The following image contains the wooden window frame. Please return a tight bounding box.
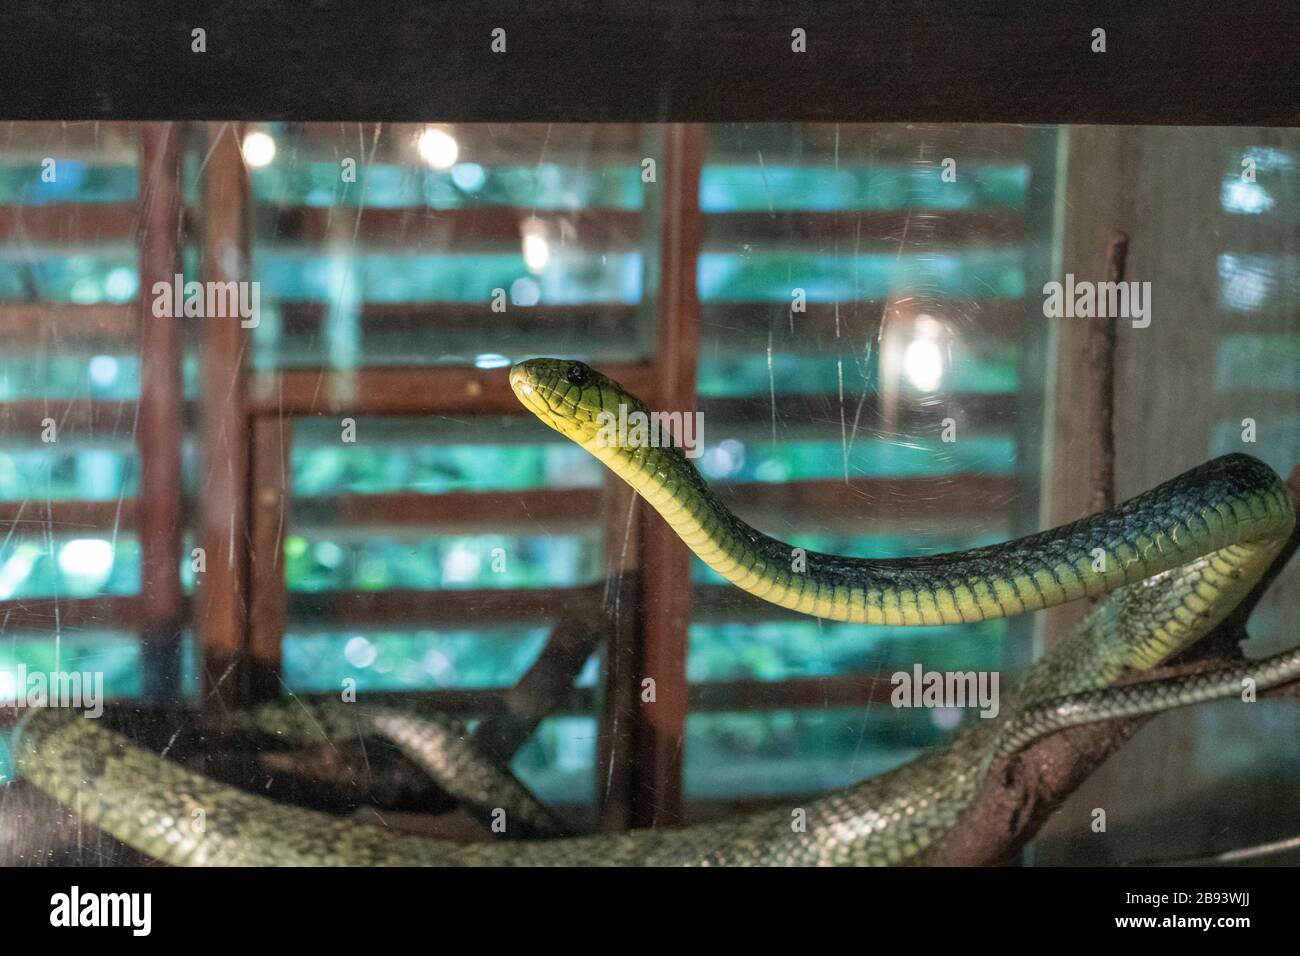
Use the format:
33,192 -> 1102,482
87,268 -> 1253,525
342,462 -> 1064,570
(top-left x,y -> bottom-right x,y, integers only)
192,123 -> 707,827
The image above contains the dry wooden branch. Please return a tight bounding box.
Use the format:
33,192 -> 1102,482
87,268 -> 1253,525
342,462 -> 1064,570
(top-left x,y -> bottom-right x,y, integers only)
1088,230 -> 1127,516
929,465 -> 1300,865
472,582 -> 609,762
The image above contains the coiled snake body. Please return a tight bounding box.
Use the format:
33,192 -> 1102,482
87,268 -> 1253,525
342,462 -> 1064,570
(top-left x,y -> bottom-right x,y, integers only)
12,358 -> 1298,865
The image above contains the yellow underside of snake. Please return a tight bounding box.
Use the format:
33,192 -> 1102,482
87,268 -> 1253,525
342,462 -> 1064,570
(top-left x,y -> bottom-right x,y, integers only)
11,358 -> 1298,865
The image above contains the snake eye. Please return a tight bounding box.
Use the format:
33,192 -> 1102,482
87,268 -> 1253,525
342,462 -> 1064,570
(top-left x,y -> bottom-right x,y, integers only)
565,363 -> 591,387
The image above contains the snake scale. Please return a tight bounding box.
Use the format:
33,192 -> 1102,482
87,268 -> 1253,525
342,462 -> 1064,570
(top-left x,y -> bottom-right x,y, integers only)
10,357 -> 1297,865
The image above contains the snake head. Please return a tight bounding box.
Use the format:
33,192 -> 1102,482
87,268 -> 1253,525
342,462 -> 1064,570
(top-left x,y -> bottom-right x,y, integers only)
510,358 -> 649,449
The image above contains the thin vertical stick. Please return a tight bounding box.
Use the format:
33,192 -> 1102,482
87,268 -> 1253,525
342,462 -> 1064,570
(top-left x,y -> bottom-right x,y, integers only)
1088,231 -> 1128,515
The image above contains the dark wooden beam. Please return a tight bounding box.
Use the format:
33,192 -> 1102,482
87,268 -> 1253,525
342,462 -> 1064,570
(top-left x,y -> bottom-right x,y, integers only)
286,586 -> 597,627
247,416 -> 292,701
286,474 -> 1015,536
717,474 -> 1015,531
689,674 -> 898,711
326,673 -> 900,715
288,687 -> 595,718
286,579 -> 1007,627
0,498 -> 138,533
265,205 -> 642,250
197,122 -> 252,721
0,202 -> 137,243
0,372 -> 1016,447
136,123 -> 185,702
627,123 -> 706,828
291,487 -> 597,534
0,667 -> 899,720
248,362 -> 658,417
700,391 -> 1018,440
0,595 -> 158,630
266,298 -> 1024,359
275,301 -> 639,340
260,208 -> 1019,250
184,674 -> 901,718
0,303 -> 136,344
0,400 -> 192,435
274,300 -> 1024,345
704,210 -> 1024,247
701,299 -> 1025,346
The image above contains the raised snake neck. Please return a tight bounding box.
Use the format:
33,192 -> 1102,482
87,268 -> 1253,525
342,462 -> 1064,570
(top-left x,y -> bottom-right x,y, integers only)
11,359 -> 1297,865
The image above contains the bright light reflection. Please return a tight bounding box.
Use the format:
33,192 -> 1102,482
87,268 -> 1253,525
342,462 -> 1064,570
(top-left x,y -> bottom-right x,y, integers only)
521,218 -> 550,274
0,551 -> 36,600
104,267 -> 137,301
443,547 -> 481,583
1218,254 -> 1272,311
701,438 -> 746,479
241,130 -> 277,168
903,336 -> 944,392
417,126 -> 459,170
89,355 -> 120,387
1221,179 -> 1273,215
344,636 -> 377,669
451,162 -> 486,191
510,277 -> 541,306
58,538 -> 114,579
315,541 -> 344,569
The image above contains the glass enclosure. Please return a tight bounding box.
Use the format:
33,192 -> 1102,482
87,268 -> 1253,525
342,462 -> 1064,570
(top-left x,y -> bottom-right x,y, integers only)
0,122 -> 1296,865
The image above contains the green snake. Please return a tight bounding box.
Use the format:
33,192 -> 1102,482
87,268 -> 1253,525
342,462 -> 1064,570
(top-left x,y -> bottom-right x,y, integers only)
10,357 -> 1297,865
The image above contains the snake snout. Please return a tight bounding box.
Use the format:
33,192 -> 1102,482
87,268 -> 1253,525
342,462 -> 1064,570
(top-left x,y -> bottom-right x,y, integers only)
507,361 -> 530,394
508,358 -> 569,404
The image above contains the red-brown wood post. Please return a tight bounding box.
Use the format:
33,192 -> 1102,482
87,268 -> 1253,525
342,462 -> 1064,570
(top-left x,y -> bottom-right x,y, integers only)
247,415 -> 292,700
197,122 -> 252,720
137,124 -> 185,702
626,123 -> 706,828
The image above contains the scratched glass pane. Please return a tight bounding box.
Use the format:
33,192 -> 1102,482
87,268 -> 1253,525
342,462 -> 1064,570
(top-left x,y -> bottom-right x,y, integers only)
246,123 -> 655,372
0,120 -> 1297,870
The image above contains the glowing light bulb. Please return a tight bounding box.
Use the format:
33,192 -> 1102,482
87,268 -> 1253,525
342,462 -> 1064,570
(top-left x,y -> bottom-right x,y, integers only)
417,126 -> 459,170
58,539 -> 114,590
241,130 -> 277,168
520,218 -> 550,274
903,337 -> 944,392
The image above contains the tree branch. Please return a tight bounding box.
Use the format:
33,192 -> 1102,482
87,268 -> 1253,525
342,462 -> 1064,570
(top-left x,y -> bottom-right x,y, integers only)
929,465 -> 1300,865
